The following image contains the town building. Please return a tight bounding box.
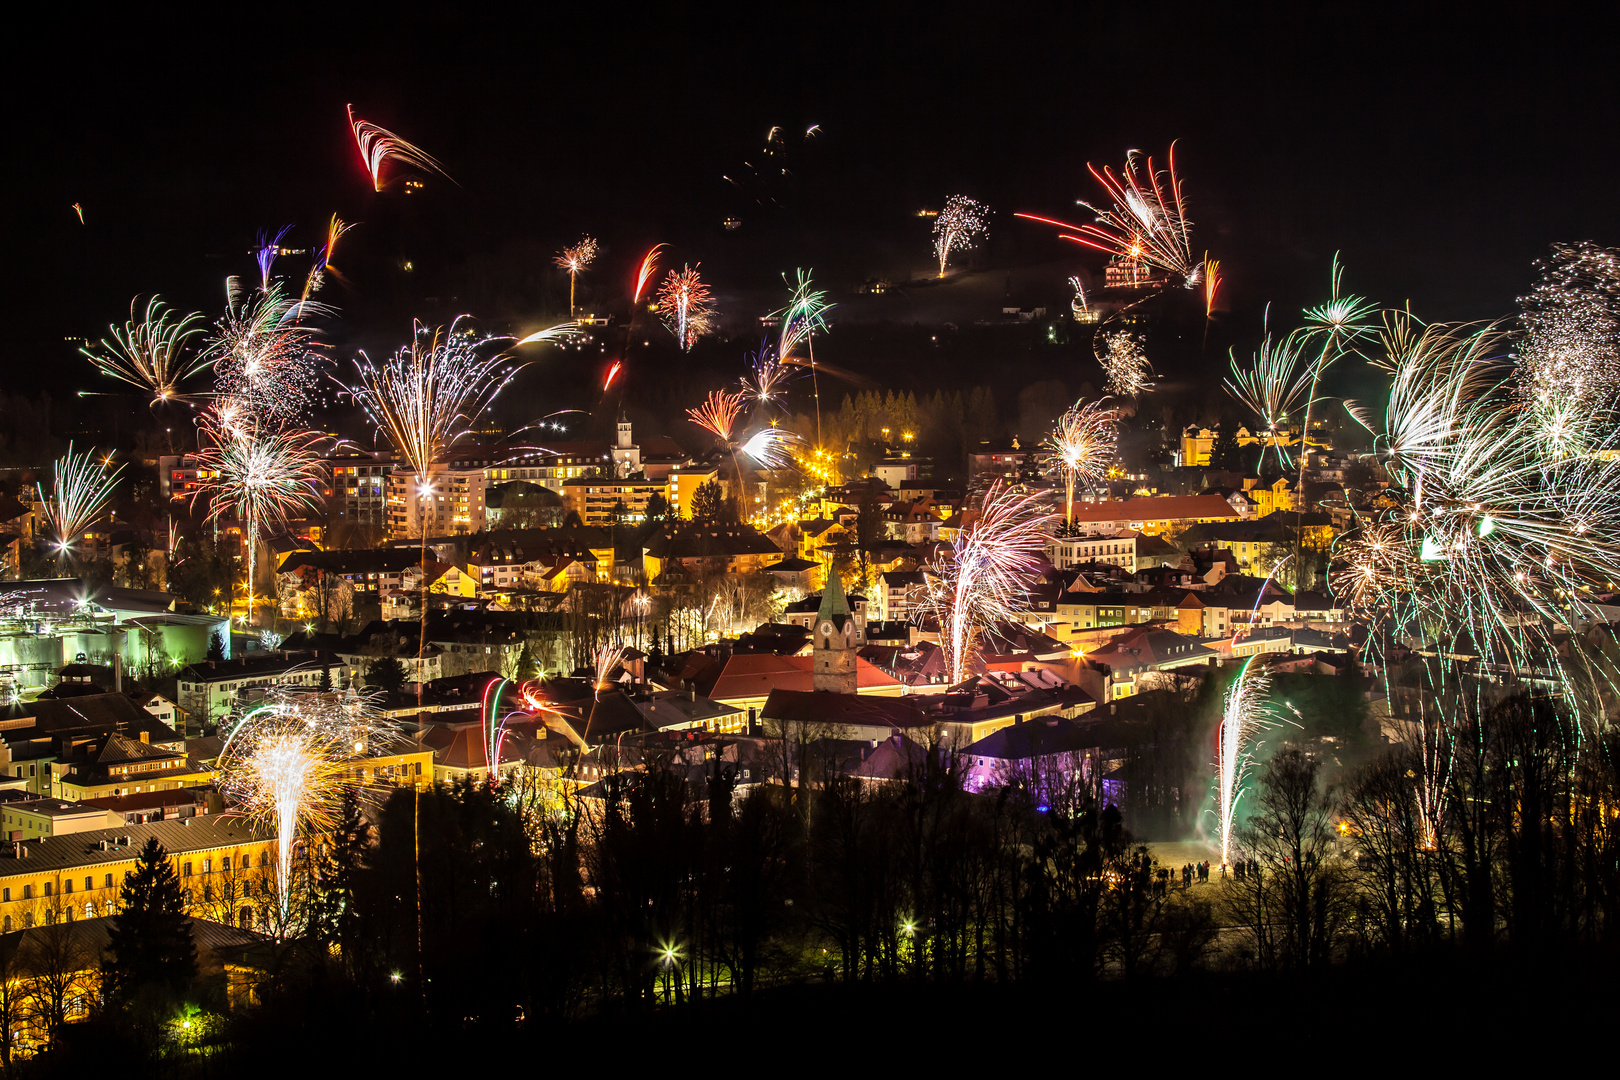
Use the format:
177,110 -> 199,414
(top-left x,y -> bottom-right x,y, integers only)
386,465 -> 487,538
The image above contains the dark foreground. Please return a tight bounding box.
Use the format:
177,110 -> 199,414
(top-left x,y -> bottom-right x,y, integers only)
32,948 -> 1617,1077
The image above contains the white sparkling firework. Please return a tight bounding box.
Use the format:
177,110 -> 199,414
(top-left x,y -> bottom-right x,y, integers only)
922,481 -> 1053,685
1517,242 -> 1620,449
1216,656 -> 1290,867
932,195 -> 989,278
346,318 -> 516,474
1097,330 -> 1153,397
36,443 -> 123,558
189,413 -> 328,617
210,279 -> 329,423
1043,398 -> 1116,526
739,426 -> 802,469
218,686 -> 396,925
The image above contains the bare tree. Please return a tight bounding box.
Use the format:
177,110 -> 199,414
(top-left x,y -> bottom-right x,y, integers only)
1225,746 -> 1350,969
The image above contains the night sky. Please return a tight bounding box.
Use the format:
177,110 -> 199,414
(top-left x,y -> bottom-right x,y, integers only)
7,8 -> 1618,421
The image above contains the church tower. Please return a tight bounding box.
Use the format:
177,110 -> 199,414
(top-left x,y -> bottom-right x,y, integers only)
612,409 -> 640,478
812,570 -> 859,694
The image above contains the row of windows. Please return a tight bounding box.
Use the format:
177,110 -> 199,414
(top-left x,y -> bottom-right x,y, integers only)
3,874 -> 115,901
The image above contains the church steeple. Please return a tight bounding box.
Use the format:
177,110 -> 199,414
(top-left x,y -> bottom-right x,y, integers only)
817,565 -> 850,625
812,571 -> 858,694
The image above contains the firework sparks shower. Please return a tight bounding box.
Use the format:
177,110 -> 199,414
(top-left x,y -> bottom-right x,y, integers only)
923,481 -> 1052,685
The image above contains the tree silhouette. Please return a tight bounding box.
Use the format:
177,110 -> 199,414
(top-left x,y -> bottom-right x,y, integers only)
104,837 -> 197,1001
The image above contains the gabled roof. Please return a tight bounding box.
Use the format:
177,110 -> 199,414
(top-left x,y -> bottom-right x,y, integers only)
1067,494 -> 1242,524
1086,627 -> 1216,672
95,733 -> 183,766
962,716 -> 1113,760
707,655 -> 900,701
759,689 -> 930,729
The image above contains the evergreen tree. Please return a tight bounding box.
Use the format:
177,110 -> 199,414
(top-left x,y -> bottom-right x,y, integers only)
515,639 -> 541,682
205,629 -> 226,662
105,838 -> 197,1000
312,790 -> 372,979
644,491 -> 670,521
366,656 -> 408,693
690,480 -> 725,525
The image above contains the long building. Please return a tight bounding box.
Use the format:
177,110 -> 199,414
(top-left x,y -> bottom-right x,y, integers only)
1064,494 -> 1244,538
0,817 -> 274,933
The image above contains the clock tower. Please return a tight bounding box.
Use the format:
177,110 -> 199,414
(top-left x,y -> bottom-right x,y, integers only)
812,570 -> 859,694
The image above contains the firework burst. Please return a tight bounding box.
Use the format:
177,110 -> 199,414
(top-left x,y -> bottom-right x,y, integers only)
741,340 -> 796,407
218,686 -> 396,925
347,318 -> 515,475
347,103 -> 454,191
1225,334 -> 1313,471
687,389 -> 747,443
1517,242 -> 1620,448
1044,399 -> 1117,526
255,225 -> 292,290
923,481 -> 1053,685
555,236 -> 599,316
1097,330 -> 1153,397
657,264 -> 715,351
210,280 -> 329,423
932,195 -> 989,278
81,296 -> 207,406
36,443 -> 123,560
190,413 -> 327,618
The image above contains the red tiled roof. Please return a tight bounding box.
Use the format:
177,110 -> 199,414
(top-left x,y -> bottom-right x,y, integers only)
1067,495 -> 1240,524
708,654 -> 901,701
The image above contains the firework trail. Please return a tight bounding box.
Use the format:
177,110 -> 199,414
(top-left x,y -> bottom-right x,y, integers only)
603,360 -> 622,392
347,104 -> 454,191
633,245 -> 665,303
932,196 -> 989,278
1044,398 -> 1117,527
555,236 -> 599,316
1203,257 -> 1222,316
1097,330 -> 1153,397
657,264 -> 715,352
210,280 -> 329,423
481,677 -> 518,781
72,203 -> 84,224
81,297 -> 207,406
1016,144 -> 1198,287
514,322 -> 583,347
1215,656 -> 1291,867
1069,277 -> 1090,321
36,443 -> 123,561
256,225 -> 292,290
190,413 -> 327,622
218,686 -> 396,926
303,215 -> 355,303
1225,333 -> 1312,472
348,319 -> 518,694
923,481 -> 1053,685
